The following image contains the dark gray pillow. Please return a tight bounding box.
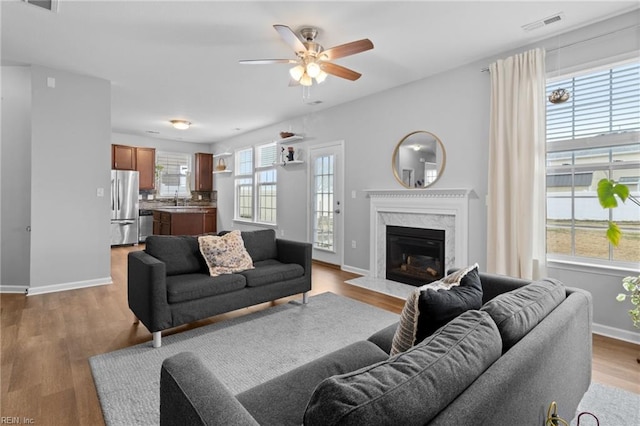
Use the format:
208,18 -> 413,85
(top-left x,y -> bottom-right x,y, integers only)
303,310 -> 502,426
481,278 -> 566,352
145,235 -> 206,276
240,229 -> 278,262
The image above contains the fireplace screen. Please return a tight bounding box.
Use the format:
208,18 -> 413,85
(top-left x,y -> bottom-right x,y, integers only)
386,225 -> 445,286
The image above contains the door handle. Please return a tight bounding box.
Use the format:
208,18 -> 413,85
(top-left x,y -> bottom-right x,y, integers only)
334,209 -> 341,214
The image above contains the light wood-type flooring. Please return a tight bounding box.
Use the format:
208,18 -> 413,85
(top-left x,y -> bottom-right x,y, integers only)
1,245 -> 638,425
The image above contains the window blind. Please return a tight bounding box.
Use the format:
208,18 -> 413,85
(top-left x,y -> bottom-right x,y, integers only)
257,142 -> 277,167
546,62 -> 640,142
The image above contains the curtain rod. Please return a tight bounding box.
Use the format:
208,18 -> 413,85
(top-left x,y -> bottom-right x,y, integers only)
480,23 -> 640,72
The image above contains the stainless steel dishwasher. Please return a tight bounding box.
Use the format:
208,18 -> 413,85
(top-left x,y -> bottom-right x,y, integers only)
138,209 -> 154,242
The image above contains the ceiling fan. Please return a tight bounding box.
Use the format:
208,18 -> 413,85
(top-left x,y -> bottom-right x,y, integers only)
239,25 -> 374,86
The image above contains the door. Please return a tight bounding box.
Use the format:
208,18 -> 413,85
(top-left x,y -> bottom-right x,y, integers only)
309,141 -> 344,266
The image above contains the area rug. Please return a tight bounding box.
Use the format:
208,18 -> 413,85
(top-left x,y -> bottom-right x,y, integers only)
89,292 -> 399,426
570,382 -> 640,425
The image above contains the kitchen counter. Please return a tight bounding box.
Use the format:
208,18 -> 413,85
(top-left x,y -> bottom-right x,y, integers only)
152,207 -> 217,236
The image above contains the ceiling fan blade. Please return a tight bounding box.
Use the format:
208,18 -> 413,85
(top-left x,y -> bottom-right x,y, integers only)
239,59 -> 298,65
273,24 -> 307,55
321,39 -> 373,61
321,62 -> 362,81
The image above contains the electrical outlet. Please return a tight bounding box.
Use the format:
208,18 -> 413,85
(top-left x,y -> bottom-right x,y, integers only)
351,190 -> 357,199
280,229 -> 285,237
351,240 -> 357,249
96,187 -> 104,197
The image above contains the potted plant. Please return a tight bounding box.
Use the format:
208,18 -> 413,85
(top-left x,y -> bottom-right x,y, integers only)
597,178 -> 640,328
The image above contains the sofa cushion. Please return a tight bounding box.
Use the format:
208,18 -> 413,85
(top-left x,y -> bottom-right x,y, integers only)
304,310 -> 502,426
240,229 -> 278,262
238,341 -> 389,426
481,278 -> 566,352
166,273 -> 247,304
145,235 -> 206,276
390,264 -> 482,355
198,231 -> 254,277
240,259 -> 304,287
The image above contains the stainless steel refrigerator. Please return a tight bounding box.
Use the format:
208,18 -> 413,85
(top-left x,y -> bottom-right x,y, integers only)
111,170 -> 139,246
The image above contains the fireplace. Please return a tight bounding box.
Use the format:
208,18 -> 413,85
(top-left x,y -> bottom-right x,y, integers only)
386,225 -> 445,286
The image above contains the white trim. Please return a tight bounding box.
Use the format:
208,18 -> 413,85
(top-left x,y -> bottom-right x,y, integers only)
593,322 -> 640,345
26,277 -> 112,296
341,264 -> 368,276
0,285 -> 28,294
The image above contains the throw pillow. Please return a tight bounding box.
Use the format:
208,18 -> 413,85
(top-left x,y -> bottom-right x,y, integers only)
304,310 -> 502,426
481,278 -> 566,352
390,263 -> 482,355
198,231 -> 254,277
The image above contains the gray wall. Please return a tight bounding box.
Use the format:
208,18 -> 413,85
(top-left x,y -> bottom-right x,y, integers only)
213,10 -> 639,341
1,66 -> 32,290
1,65 -> 112,292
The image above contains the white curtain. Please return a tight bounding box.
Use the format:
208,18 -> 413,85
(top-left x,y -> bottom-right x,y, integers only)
487,48 -> 547,279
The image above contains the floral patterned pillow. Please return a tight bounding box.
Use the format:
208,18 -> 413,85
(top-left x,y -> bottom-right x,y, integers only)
198,231 -> 254,277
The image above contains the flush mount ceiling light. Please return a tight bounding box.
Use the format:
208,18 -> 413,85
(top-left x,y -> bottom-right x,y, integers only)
170,120 -> 191,130
240,25 -> 373,87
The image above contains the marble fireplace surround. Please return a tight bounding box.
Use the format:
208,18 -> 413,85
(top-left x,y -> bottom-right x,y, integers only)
364,188 -> 472,284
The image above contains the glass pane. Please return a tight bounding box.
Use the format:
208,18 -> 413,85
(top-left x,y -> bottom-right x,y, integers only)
574,197 -> 609,223
547,197 -> 572,223
613,229 -> 640,262
574,227 -> 609,259
546,226 -> 572,255
313,154 -> 334,251
574,147 -> 610,165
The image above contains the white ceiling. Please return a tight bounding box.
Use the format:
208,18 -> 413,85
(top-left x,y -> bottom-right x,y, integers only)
2,1 -> 638,143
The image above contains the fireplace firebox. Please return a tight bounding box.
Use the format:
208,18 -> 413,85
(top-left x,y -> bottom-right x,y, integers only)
386,225 -> 445,286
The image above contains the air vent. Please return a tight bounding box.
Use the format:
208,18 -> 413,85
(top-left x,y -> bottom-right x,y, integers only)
522,12 -> 565,32
22,0 -> 59,12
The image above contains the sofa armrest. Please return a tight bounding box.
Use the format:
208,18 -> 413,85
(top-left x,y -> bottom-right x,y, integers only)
127,250 -> 172,332
276,239 -> 312,277
161,352 -> 259,426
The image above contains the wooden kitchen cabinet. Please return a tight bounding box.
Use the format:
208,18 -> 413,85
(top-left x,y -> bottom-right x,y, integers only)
194,153 -> 214,191
136,147 -> 156,190
153,208 -> 217,236
112,144 -> 137,170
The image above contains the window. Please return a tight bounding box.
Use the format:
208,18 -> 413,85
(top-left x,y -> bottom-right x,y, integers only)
234,143 -> 278,224
545,60 -> 640,266
156,151 -> 191,197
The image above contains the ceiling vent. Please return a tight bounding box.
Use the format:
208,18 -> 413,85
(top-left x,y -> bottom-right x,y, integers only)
22,0 -> 59,13
522,12 -> 565,32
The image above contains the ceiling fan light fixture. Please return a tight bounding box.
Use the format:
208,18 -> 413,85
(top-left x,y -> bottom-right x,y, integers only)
289,65 -> 305,81
315,70 -> 328,84
306,61 -> 321,78
170,119 -> 191,130
300,73 -> 313,86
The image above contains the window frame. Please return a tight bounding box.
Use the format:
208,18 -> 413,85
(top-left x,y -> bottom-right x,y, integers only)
233,143 -> 278,226
545,58 -> 640,271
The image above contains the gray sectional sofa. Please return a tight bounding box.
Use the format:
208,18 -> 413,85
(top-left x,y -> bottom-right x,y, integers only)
128,229 -> 312,347
160,272 -> 593,425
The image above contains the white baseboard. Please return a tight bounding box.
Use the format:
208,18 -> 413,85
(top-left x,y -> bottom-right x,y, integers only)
592,322 -> 640,345
26,277 -> 113,296
341,264 -> 368,276
0,285 -> 28,294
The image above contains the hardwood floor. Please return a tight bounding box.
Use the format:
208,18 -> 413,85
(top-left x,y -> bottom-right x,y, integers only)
1,245 -> 638,425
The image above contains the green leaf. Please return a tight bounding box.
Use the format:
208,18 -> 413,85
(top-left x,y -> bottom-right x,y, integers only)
616,294 -> 627,302
597,179 -> 618,208
612,182 -> 629,202
606,221 -> 621,247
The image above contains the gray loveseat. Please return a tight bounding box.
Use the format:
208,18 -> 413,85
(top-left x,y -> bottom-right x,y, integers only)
128,229 -> 311,347
160,272 -> 593,425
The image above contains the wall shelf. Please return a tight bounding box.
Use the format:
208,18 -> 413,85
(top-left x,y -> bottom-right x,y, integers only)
213,152 -> 232,158
213,169 -> 232,174
275,160 -> 304,167
275,135 -> 303,144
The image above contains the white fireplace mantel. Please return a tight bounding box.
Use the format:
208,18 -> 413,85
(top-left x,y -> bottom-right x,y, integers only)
364,188 -> 472,280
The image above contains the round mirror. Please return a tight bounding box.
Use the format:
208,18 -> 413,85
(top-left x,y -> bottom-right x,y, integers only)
392,131 -> 446,188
